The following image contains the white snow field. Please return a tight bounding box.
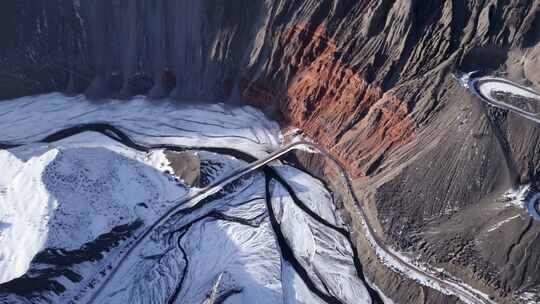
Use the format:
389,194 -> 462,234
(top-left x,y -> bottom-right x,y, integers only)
0,93 -> 281,157
0,93 -> 374,304
270,166 -> 371,304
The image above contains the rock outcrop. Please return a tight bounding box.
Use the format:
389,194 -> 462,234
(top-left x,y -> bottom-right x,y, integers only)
165,150 -> 201,187
1,1 -> 539,303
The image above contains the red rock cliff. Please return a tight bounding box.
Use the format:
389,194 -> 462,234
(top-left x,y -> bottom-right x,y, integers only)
242,23 -> 414,178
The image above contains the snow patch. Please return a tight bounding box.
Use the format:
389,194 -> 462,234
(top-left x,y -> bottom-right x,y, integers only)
504,184 -> 531,209
0,148 -> 59,283
144,149 -> 174,174
486,214 -> 521,232
0,93 -> 282,158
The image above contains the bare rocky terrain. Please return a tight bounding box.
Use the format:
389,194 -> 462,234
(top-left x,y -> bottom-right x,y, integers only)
164,151 -> 201,187
1,1 -> 539,303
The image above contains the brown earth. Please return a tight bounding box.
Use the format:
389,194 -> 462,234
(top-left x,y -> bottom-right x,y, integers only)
164,151 -> 201,187
243,22 -> 415,178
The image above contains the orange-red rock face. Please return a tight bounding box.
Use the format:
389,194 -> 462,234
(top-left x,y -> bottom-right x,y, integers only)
243,23 -> 414,178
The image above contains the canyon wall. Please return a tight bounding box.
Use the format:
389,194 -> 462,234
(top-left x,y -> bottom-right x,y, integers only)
1,0 -> 540,303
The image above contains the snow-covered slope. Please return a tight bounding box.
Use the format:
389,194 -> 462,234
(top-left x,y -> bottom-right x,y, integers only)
0,94 -> 376,304
0,132 -> 188,284
270,166 -> 371,304
0,93 -> 280,158
89,173 -> 281,304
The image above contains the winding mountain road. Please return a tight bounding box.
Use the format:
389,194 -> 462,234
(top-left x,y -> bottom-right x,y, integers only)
81,134 -> 494,304
469,77 -> 540,123
456,73 -> 540,221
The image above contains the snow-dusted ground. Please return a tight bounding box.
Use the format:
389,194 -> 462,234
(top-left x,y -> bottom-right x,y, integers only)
269,169 -> 371,304
88,172 -> 282,304
0,93 -> 280,158
0,94 -> 376,304
273,165 -> 345,227
0,132 -> 189,284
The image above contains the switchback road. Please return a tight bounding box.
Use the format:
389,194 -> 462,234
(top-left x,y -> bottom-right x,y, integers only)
457,73 -> 540,221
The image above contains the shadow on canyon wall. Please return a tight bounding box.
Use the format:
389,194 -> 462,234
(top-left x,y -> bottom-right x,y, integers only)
0,0 -> 266,105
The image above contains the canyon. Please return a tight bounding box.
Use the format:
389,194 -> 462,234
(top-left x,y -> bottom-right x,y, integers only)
0,1 -> 540,303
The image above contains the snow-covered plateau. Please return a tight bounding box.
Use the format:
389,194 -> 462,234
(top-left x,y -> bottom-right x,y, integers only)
0,94 -> 378,304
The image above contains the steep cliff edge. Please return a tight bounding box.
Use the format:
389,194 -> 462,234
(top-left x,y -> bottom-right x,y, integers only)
257,2 -> 540,302
1,1 -> 539,303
